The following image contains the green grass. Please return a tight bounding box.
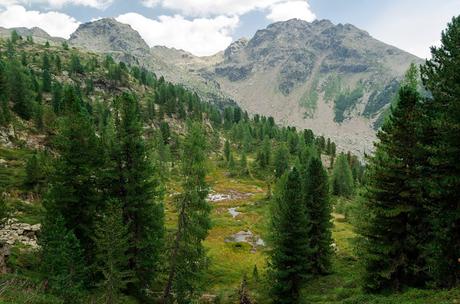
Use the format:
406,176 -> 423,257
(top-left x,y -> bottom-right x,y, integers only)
0,147 -> 32,192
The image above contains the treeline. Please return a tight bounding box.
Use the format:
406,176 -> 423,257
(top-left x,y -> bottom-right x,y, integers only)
356,16 -> 460,292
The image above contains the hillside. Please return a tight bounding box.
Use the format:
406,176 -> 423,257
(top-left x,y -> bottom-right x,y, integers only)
0,17 -> 460,304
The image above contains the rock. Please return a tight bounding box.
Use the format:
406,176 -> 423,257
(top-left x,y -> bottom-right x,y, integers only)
0,219 -> 40,249
228,207 -> 240,218
0,241 -> 11,274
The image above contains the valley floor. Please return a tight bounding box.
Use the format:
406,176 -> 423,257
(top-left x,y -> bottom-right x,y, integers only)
0,148 -> 459,303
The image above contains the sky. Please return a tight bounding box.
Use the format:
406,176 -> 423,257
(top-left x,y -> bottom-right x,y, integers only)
0,0 -> 458,58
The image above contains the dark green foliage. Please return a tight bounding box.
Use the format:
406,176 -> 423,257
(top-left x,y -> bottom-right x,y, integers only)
364,80 -> 400,117
239,152 -> 249,176
45,99 -> 103,265
256,137 -> 271,170
69,53 -> 84,74
10,30 -> 21,44
332,153 -> 354,197
6,59 -> 34,120
111,93 -> 164,296
355,85 -> 426,292
160,121 -> 170,145
93,200 -> 134,304
270,168 -> 310,304
24,151 -> 50,192
42,53 -> 52,92
224,139 -> 231,162
420,15 -> 460,287
273,144 -> 289,178
39,215 -> 87,303
334,86 -> 364,123
163,122 -> 211,304
303,158 -> 333,275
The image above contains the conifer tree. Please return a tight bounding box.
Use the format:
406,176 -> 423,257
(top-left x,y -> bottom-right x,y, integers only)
303,157 -> 333,275
45,94 -> 103,262
355,85 -> 426,291
93,200 -> 134,304
224,139 -> 231,162
273,144 -> 289,178
7,59 -> 34,120
331,153 -> 354,197
163,122 -> 211,304
40,214 -> 87,302
420,15 -> 460,287
42,53 -> 52,92
239,152 -> 249,176
270,168 -> 310,304
112,93 -> 164,297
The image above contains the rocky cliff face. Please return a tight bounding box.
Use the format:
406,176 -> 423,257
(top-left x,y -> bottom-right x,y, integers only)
11,18 -> 421,156
201,19 -> 422,155
69,18 -> 150,57
0,26 -> 64,44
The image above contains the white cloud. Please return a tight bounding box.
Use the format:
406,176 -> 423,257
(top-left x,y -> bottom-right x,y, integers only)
141,0 -> 160,8
0,5 -> 80,38
0,0 -> 114,9
368,0 -> 460,59
266,0 -> 315,22
116,13 -> 239,56
143,0 -> 284,17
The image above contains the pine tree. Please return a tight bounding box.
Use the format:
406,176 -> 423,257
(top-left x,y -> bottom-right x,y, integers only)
355,85 -> 426,291
239,152 -> 249,176
420,15 -> 460,287
45,94 -> 103,264
111,93 -> 164,297
303,157 -> 333,275
39,214 -> 87,302
273,144 -> 289,178
224,139 -> 231,162
270,168 -> 310,304
42,53 -> 52,92
93,200 -> 134,304
331,153 -> 354,197
7,59 -> 34,120
0,194 -> 10,229
163,122 -> 211,304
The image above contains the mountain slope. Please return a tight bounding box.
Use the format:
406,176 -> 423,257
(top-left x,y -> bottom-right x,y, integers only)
198,19 -> 422,155
4,18 -> 421,155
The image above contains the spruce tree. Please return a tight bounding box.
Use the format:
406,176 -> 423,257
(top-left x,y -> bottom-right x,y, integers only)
42,53 -> 52,92
39,214 -> 87,302
269,168 -> 310,304
331,153 -> 354,197
93,200 -> 134,304
7,59 -> 34,120
112,93 -> 164,297
355,85 -> 426,291
224,139 -> 231,162
420,15 -> 460,287
163,122 -> 211,304
273,144 -> 289,178
303,157 -> 333,275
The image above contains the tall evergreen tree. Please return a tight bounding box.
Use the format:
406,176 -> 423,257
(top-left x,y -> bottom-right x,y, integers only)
112,93 -> 164,297
355,85 -> 426,291
270,168 -> 310,304
93,200 -> 134,304
163,122 -> 211,304
331,153 -> 354,197
42,52 -> 52,92
303,158 -> 333,275
7,59 -> 34,120
420,15 -> 460,287
273,144 -> 289,178
39,214 -> 87,302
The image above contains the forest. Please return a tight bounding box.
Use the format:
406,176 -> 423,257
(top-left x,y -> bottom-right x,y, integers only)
0,14 -> 458,304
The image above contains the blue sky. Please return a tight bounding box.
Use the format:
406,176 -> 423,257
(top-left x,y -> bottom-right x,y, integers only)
0,0 -> 458,58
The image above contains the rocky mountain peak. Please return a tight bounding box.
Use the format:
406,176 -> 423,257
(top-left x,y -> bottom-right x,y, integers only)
69,18 -> 150,56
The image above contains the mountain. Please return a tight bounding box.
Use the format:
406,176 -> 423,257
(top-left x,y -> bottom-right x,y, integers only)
2,18 -> 422,155
0,26 -> 64,44
200,19 -> 422,155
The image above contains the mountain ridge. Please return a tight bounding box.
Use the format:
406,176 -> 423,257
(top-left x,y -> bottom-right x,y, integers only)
1,18 -> 422,155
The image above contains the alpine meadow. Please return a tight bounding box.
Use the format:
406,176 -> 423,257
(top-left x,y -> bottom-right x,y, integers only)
0,1 -> 459,303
